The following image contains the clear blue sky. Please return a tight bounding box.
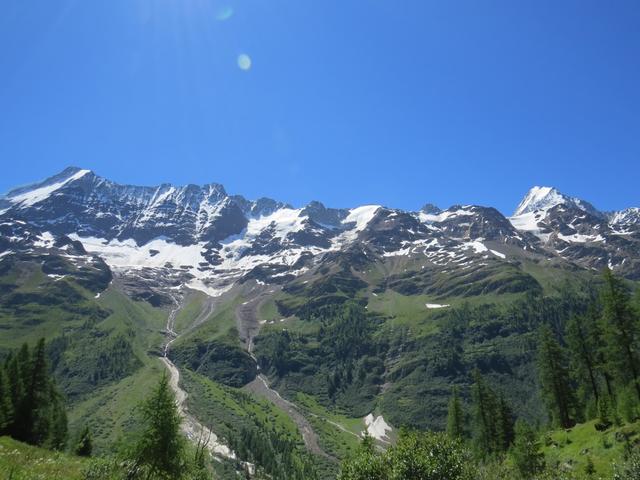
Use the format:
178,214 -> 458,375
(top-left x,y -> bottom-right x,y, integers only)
1,1 -> 639,214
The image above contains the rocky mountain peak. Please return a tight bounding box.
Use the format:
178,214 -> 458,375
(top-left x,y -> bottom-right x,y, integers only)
513,186 -> 599,217
420,203 -> 441,215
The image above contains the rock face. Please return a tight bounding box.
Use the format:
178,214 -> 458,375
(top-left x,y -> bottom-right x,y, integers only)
1,169 -> 639,296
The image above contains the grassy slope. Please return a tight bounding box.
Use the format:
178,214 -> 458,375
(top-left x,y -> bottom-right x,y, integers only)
0,436 -> 89,480
541,420 -> 640,478
68,361 -> 166,454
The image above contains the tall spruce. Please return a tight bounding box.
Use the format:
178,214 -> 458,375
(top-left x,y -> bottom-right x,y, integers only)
471,370 -> 513,457
599,269 -> 640,401
132,373 -> 185,478
446,386 -> 465,440
496,394 -> 515,451
511,419 -> 545,479
566,309 -> 601,408
0,368 -> 12,433
537,324 -> 577,428
25,338 -> 53,446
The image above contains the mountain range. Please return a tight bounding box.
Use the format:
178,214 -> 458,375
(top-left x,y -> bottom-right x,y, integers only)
1,167 -> 638,294
1,167 -> 639,478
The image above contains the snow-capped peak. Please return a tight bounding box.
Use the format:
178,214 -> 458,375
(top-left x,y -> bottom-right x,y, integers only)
513,186 -> 599,217
4,167 -> 91,208
513,186 -> 566,216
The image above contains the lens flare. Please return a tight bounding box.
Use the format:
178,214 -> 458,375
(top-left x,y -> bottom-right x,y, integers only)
216,6 -> 233,21
237,54 -> 252,71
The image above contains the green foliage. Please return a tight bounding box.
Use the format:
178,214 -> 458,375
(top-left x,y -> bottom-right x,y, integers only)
1,339 -> 68,450
537,324 -> 578,428
0,435 -> 90,480
336,435 -> 387,480
129,374 -> 185,479
600,269 -> 640,401
614,451 -> 640,480
511,419 -> 544,479
75,424 -> 92,457
447,386 -> 465,439
255,301 -> 383,417
471,369 -> 514,458
566,308 -> 603,411
338,430 -> 472,480
180,368 -> 322,480
171,339 -> 257,387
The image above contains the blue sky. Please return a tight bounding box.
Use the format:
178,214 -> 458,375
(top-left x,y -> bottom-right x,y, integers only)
1,1 -> 638,214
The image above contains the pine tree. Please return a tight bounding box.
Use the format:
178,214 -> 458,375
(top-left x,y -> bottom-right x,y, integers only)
75,424 -> 93,457
49,387 -> 68,450
447,386 -> 465,440
24,338 -> 54,446
132,373 -> 185,478
566,310 -> 601,408
511,419 -> 544,479
600,269 -> 640,401
537,324 -> 577,428
0,368 -> 12,433
6,346 -> 28,440
471,369 -> 510,457
496,394 -> 515,451
2,340 -> 67,449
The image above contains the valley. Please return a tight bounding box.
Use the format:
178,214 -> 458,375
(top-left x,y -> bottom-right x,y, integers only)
0,168 -> 639,479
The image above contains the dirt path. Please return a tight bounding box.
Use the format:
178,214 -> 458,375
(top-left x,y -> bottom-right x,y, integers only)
235,288 -> 336,461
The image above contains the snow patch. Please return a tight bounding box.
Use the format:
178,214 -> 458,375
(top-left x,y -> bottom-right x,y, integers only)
33,232 -> 55,248
426,303 -> 450,309
363,414 -> 392,442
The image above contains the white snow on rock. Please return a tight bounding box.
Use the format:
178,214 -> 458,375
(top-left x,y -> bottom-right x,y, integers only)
342,205 -> 380,234
509,211 -> 542,232
426,303 -> 450,309
70,235 -> 206,270
489,249 -> 506,259
557,233 -> 605,244
514,186 -> 566,216
363,414 -> 392,442
418,207 -> 474,224
7,169 -> 90,208
461,240 -> 488,254
33,231 -> 56,248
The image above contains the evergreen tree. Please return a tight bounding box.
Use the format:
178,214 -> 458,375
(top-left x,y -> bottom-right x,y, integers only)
511,419 -> 544,479
24,338 -> 53,446
6,346 -> 28,439
75,424 -> 93,457
566,310 -> 601,408
496,394 -> 515,451
537,325 -> 577,428
600,269 -> 640,401
471,370 -> 512,457
447,386 -> 465,440
132,373 -> 185,478
49,387 -> 68,450
0,368 -> 13,433
1,340 -> 67,449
